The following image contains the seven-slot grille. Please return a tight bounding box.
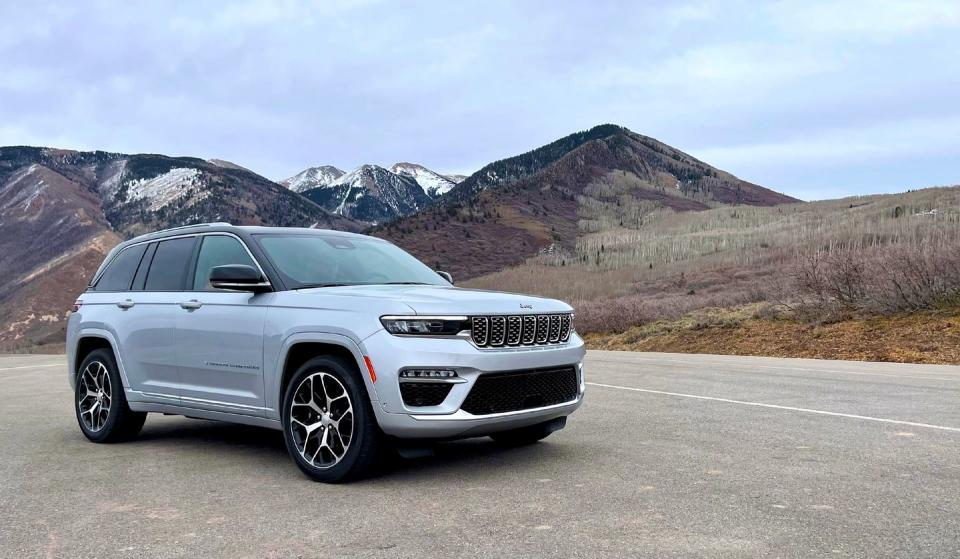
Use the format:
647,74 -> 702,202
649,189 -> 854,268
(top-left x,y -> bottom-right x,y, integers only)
460,366 -> 579,415
470,314 -> 572,348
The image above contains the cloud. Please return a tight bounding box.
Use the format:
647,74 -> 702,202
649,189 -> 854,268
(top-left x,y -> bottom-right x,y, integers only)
0,0 -> 957,195
694,115 -> 960,167
770,0 -> 960,39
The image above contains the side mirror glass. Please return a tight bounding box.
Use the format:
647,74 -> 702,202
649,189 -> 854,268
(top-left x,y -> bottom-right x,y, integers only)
209,265 -> 271,292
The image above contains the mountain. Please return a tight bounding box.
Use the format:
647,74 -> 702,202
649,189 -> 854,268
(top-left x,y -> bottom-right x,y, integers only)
375,124 -> 799,280
280,165 -> 345,193
0,146 -> 361,350
301,164 -> 433,223
390,162 -> 457,198
444,174 -> 468,184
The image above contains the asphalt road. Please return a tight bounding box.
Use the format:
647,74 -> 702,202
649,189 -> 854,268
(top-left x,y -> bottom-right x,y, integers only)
2,351 -> 959,558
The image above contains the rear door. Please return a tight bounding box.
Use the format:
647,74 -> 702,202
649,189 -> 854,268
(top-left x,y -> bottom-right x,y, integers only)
126,236 -> 198,402
83,242 -> 156,393
174,234 -> 269,415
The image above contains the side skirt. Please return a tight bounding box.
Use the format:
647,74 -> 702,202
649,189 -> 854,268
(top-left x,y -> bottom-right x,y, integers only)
128,402 -> 283,430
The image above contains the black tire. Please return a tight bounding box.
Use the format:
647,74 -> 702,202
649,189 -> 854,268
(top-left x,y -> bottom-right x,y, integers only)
75,348 -> 147,443
281,356 -> 385,483
489,417 -> 565,446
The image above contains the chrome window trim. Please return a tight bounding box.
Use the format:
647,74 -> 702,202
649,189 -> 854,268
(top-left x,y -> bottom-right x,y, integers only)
90,231 -> 272,292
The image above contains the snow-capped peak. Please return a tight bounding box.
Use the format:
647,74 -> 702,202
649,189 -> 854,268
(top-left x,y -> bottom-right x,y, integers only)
280,165 -> 345,193
300,163 -> 433,223
390,162 -> 456,198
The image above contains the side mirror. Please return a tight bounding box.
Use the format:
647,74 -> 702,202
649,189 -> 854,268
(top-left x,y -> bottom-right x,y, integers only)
209,265 -> 271,292
436,270 -> 454,285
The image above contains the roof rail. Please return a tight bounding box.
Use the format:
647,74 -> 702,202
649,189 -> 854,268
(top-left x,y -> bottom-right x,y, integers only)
150,222 -> 233,235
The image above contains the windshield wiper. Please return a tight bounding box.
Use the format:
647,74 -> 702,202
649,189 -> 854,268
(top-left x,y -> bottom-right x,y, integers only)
380,281 -> 431,285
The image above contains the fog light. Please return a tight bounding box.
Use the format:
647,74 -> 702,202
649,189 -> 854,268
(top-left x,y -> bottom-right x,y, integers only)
400,369 -> 458,379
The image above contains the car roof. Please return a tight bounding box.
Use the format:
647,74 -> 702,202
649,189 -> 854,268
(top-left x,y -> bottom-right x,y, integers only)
92,223 -> 379,288
123,223 -> 373,246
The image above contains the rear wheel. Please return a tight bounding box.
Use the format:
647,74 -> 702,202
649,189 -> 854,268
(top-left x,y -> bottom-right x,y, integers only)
489,417 -> 566,446
282,356 -> 384,482
75,348 -> 146,443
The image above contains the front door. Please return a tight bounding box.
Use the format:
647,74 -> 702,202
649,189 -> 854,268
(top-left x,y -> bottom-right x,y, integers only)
174,234 -> 269,415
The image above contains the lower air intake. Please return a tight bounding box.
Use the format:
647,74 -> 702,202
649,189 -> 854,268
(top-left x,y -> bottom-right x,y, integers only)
400,383 -> 453,407
460,366 -> 578,415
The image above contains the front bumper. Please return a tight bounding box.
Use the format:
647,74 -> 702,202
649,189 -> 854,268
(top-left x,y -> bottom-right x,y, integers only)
360,328 -> 586,439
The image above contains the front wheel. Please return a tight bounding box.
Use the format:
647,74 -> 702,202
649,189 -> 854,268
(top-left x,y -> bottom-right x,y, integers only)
281,356 -> 385,482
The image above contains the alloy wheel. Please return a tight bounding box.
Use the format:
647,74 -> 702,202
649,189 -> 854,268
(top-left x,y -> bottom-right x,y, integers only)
289,372 -> 354,469
78,361 -> 112,432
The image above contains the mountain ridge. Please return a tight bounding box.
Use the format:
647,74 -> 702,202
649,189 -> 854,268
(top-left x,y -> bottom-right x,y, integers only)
375,124 -> 798,280
0,124 -> 800,350
0,145 -> 362,350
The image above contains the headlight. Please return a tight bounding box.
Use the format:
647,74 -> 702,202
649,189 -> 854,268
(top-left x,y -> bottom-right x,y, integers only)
380,316 -> 468,336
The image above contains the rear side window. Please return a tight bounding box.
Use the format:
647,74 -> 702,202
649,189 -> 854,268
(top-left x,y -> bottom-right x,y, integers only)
193,235 -> 257,290
144,237 -> 196,291
93,244 -> 147,291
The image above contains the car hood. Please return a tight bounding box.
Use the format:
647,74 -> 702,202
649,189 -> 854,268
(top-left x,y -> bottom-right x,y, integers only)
293,285 -> 572,315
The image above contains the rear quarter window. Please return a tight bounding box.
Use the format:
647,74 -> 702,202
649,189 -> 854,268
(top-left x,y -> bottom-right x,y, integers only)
93,244 -> 148,291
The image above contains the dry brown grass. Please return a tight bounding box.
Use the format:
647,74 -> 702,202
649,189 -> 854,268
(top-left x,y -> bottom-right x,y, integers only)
585,305 -> 960,364
464,186 -> 960,338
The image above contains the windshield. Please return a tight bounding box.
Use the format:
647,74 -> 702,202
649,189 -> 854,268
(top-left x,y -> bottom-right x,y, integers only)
256,234 -> 449,289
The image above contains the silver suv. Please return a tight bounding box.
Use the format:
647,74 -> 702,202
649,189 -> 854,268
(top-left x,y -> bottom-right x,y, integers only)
67,224 -> 585,482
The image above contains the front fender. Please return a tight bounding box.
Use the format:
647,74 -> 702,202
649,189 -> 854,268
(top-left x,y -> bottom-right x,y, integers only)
265,331 -> 380,421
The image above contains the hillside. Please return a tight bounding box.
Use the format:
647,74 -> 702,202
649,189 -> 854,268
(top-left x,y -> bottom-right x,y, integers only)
375,124 -> 798,279
464,185 -> 960,353
0,146 -> 361,350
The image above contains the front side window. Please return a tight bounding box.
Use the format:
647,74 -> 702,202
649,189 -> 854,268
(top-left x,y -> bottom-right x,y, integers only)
144,237 -> 196,291
193,235 -> 258,290
93,244 -> 147,291
256,234 -> 447,289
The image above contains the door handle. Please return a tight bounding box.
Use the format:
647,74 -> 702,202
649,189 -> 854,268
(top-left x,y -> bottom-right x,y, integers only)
116,299 -> 135,310
179,300 -> 203,310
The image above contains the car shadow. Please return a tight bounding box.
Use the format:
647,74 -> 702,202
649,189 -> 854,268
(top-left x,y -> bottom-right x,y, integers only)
130,416 -> 570,482
133,417 -> 289,457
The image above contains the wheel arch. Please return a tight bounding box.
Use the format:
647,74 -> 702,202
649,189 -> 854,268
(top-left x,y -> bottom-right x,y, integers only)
72,330 -> 128,388
271,333 -> 380,420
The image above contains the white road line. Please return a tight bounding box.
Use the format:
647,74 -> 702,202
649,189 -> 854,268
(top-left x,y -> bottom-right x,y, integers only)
0,363 -> 63,372
588,357 -> 960,383
586,381 -> 960,433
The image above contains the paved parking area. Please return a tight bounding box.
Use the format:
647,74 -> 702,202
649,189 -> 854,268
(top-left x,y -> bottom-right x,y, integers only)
2,351 -> 959,558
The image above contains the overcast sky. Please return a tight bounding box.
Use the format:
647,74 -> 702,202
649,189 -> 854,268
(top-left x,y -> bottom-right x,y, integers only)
1,0 -> 958,200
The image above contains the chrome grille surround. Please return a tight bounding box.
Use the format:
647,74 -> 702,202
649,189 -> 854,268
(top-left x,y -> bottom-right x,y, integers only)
548,315 -> 561,342
471,316 -> 489,346
470,313 -> 573,348
506,316 -> 522,345
536,315 -> 550,343
521,316 -> 537,344
489,316 -> 506,346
